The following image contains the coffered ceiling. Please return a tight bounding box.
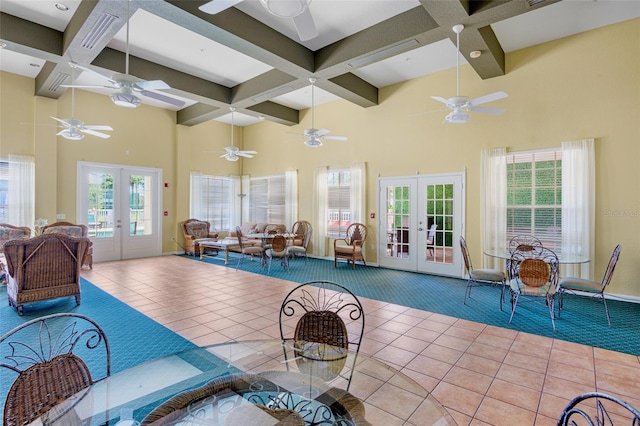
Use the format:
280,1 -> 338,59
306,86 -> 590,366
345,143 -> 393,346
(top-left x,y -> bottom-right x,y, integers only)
1,0 -> 639,127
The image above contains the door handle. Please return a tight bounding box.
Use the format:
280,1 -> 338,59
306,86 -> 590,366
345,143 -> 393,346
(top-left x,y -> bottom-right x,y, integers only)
418,227 -> 423,231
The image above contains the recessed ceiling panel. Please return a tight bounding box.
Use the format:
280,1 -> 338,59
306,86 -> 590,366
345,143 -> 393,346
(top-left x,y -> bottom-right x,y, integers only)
108,9 -> 273,87
0,49 -> 46,78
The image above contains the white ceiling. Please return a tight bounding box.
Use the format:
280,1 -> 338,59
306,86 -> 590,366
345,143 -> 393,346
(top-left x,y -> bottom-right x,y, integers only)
1,0 -> 639,126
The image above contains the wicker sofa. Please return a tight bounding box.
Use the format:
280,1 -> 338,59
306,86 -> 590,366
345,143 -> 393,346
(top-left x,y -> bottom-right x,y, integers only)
4,233 -> 91,315
224,222 -> 287,253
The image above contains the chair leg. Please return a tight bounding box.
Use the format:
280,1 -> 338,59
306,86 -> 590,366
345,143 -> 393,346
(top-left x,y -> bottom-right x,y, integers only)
463,279 -> 472,305
602,295 -> 611,327
547,295 -> 556,331
509,290 -> 518,324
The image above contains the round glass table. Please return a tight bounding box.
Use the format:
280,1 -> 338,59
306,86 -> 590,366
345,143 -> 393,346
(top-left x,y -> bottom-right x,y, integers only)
28,339 -> 457,426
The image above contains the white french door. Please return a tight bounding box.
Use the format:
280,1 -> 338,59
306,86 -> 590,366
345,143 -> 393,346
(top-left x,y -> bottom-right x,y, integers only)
378,173 -> 465,277
77,162 -> 162,262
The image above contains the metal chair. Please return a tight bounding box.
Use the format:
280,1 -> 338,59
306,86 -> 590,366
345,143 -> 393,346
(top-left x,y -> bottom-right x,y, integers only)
508,234 -> 543,253
426,223 -> 438,258
279,281 -> 365,391
265,234 -> 289,272
558,245 -> 621,327
0,313 -> 111,426
235,225 -> 265,270
288,222 -> 312,262
557,391 -> 640,425
460,236 -> 507,310
508,245 -> 560,330
333,223 -> 367,269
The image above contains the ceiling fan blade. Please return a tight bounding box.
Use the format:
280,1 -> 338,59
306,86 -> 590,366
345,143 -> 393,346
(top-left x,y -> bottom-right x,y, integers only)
240,150 -> 257,155
81,128 -> 111,139
72,64 -> 116,84
198,0 -> 242,14
61,84 -> 118,90
50,116 -> 68,125
237,152 -> 254,158
136,80 -> 171,91
83,124 -> 114,131
293,8 -> 318,41
323,135 -> 348,141
430,96 -> 450,105
139,90 -> 186,107
468,105 -> 505,115
315,128 -> 330,137
220,153 -> 228,158
469,91 -> 508,106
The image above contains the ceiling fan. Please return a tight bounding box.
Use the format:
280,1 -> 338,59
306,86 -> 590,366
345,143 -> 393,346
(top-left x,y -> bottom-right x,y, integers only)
199,0 -> 318,41
220,107 -> 257,161
297,77 -> 347,147
51,64 -> 113,140
63,0 -> 185,109
431,24 -> 508,124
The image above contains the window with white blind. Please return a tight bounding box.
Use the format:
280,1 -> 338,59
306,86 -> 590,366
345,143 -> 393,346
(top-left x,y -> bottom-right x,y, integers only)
0,161 -> 7,223
190,174 -> 233,231
506,149 -> 562,251
327,169 -> 351,238
248,174 -> 285,224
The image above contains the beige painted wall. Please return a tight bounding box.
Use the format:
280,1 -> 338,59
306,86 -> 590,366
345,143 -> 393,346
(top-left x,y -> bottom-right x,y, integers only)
1,18 -> 638,297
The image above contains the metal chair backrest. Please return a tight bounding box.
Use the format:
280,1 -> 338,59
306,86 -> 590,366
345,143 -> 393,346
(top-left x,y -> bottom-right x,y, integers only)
600,244 -> 621,290
1,313 -> 110,426
270,235 -> 287,252
235,225 -> 245,249
459,236 -> 473,273
557,392 -> 640,426
510,245 -> 559,289
509,235 -> 543,253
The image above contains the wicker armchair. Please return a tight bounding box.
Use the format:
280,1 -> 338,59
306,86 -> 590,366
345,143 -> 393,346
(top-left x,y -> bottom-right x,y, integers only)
4,233 -> 91,315
0,223 -> 31,253
0,313 -> 110,426
42,221 -> 93,269
333,223 -> 368,269
279,281 -> 365,391
180,219 -> 219,256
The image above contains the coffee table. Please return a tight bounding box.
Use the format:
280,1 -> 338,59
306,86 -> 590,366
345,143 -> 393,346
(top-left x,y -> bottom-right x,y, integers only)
197,238 -> 239,264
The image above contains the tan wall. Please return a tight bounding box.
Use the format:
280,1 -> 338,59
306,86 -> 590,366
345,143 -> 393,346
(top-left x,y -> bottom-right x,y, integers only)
1,18 -> 638,296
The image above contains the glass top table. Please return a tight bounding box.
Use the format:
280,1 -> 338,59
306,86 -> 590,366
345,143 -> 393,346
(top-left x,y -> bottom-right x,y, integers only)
28,339 -> 457,426
484,248 -> 590,264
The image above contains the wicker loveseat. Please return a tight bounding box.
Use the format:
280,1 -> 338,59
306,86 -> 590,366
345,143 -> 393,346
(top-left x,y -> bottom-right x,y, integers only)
4,233 -> 91,315
225,222 -> 287,253
42,221 -> 93,269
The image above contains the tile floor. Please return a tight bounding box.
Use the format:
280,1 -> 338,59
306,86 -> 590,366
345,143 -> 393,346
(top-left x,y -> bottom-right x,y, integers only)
83,255 -> 640,426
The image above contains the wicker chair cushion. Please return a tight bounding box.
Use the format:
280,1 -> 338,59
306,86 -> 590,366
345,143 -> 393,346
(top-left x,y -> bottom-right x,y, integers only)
470,268 -> 505,282
294,311 -> 348,349
184,221 -> 209,238
43,226 -> 84,238
4,354 -> 92,426
0,227 -> 29,240
559,277 -> 601,292
334,243 -> 362,254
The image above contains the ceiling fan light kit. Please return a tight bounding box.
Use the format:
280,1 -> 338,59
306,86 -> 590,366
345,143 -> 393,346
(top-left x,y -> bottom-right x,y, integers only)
297,77 -> 348,147
221,107 -> 257,161
57,129 -> 84,140
260,0 -> 311,18
111,91 -> 141,108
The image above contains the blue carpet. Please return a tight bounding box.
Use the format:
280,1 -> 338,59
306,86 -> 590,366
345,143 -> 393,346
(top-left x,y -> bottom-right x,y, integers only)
190,253 -> 640,356
0,278 -> 197,418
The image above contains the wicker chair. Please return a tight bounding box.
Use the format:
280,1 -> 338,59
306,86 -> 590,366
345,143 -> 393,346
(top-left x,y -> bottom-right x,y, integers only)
180,219 -> 219,256
288,221 -> 312,262
460,236 -> 507,310
0,223 -> 31,253
279,281 -> 365,391
333,223 -> 367,270
557,391 -> 640,425
42,221 -> 93,269
558,244 -> 621,327
4,233 -> 91,315
0,313 -> 110,426
265,234 -> 289,272
235,225 -> 265,270
508,245 -> 560,330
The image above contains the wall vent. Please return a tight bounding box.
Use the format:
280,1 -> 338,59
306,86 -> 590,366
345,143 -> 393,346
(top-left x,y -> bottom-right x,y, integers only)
48,72 -> 70,91
81,13 -> 118,49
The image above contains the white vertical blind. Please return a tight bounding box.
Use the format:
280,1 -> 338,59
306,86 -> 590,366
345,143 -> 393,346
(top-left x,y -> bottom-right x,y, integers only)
8,154 -> 35,228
